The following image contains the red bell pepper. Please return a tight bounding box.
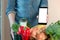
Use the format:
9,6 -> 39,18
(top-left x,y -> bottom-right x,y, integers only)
17,26 -> 24,35
17,26 -> 31,40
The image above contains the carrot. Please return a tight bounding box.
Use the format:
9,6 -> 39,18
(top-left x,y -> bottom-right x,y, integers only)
36,32 -> 47,40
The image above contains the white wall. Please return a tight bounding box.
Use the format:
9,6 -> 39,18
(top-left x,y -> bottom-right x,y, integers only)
48,0 -> 60,25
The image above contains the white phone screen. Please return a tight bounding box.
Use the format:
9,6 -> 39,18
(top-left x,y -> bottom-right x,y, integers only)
38,8 -> 48,23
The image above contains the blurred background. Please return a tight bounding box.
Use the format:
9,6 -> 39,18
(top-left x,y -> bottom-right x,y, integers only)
1,0 -> 60,40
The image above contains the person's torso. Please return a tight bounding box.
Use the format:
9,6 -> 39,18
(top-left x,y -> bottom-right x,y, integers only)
16,0 -> 41,18
15,0 -> 41,26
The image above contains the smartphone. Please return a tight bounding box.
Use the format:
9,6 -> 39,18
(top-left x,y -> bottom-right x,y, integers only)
38,7 -> 48,24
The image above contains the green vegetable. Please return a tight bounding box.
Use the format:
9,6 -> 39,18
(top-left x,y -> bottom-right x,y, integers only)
54,36 -> 59,40
12,23 -> 20,32
50,34 -> 54,40
45,20 -> 60,40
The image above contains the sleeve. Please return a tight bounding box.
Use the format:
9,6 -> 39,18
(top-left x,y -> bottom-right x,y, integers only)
39,0 -> 48,7
6,0 -> 16,16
